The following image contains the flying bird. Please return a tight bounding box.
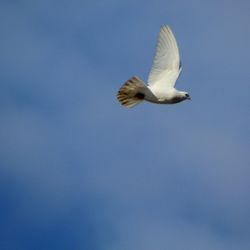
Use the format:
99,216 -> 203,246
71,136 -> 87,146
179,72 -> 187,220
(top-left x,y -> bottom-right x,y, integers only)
117,25 -> 190,108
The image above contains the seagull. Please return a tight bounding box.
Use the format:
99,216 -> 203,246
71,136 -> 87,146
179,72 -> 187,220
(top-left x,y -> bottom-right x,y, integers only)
117,25 -> 191,108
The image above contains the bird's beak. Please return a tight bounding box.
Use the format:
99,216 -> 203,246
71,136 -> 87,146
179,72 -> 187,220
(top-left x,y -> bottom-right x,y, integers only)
187,96 -> 191,100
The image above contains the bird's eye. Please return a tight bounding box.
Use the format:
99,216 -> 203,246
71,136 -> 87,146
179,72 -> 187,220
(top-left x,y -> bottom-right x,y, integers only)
185,94 -> 189,98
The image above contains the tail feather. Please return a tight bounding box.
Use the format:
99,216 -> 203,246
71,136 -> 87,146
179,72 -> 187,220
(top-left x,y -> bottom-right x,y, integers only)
117,76 -> 146,108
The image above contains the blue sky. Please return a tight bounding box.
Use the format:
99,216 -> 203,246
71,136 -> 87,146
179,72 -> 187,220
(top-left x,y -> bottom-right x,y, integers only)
0,0 -> 250,249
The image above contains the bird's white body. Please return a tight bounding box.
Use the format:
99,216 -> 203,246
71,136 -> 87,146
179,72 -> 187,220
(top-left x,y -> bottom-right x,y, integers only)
117,25 -> 190,108
145,86 -> 188,104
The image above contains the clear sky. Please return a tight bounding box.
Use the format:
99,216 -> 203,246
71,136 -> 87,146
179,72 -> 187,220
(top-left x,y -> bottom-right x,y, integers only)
0,0 -> 250,249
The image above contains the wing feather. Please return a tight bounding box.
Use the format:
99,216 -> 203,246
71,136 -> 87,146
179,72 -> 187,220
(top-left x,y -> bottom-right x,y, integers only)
147,25 -> 181,89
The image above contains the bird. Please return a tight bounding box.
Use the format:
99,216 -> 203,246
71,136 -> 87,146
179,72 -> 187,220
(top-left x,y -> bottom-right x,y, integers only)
117,25 -> 191,108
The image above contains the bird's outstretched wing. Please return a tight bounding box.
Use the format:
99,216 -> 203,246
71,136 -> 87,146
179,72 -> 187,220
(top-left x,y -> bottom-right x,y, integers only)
147,25 -> 181,89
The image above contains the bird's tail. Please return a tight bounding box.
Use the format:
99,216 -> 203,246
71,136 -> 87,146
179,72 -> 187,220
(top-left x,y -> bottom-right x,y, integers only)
117,76 -> 146,108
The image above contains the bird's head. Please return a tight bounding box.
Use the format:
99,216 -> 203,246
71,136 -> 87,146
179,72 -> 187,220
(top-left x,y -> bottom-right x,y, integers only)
182,92 -> 191,100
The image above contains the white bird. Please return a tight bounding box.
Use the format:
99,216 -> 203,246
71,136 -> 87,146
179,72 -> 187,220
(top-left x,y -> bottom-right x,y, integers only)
117,25 -> 191,108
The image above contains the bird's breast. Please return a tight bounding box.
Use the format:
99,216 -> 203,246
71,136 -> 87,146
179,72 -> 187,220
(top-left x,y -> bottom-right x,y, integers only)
144,87 -> 184,104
